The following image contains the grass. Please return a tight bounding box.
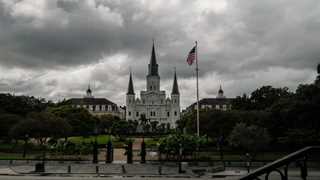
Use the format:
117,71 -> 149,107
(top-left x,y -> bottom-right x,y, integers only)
67,135 -> 126,148
0,152 -> 43,160
68,135 -> 112,145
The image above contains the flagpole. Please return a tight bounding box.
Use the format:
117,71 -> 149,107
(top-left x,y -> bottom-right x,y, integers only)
195,41 -> 200,137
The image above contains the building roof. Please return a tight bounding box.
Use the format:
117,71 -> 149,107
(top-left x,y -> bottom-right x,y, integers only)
187,97 -> 234,110
68,98 -> 117,106
171,70 -> 179,94
199,98 -> 233,105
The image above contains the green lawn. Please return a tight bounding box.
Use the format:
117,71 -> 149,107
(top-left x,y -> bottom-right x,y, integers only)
67,135 -> 126,148
68,135 -> 112,145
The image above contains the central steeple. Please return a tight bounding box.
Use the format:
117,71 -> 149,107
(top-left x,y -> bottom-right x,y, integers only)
148,41 -> 159,76
146,40 -> 160,91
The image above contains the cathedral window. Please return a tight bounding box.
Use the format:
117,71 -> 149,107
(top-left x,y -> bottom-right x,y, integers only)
136,112 -> 139,117
128,111 -> 131,116
174,111 -> 177,116
167,112 -> 170,117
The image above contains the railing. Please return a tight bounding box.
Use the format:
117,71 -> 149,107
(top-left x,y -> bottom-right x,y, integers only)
240,146 -> 320,180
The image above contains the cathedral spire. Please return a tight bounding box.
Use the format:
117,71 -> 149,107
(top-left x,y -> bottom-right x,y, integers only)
171,68 -> 179,95
127,71 -> 135,95
148,40 -> 159,76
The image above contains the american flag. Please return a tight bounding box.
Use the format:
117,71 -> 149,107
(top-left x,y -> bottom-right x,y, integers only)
186,46 -> 196,65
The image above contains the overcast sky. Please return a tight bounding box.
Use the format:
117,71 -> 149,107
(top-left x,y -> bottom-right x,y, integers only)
0,0 -> 319,109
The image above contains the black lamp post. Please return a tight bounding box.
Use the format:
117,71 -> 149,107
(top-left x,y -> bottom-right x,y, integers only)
92,126 -> 98,164
140,137 -> 146,163
23,134 -> 29,158
178,143 -> 183,173
217,135 -> 225,170
106,140 -> 113,163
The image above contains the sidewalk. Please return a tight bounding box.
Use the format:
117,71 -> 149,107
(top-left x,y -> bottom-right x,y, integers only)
0,163 -> 319,179
0,167 -> 17,176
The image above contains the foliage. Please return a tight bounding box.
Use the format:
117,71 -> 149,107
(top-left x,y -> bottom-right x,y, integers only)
158,133 -> 208,160
97,114 -> 120,133
9,112 -> 72,144
0,94 -> 48,116
50,141 -> 92,155
49,105 -> 96,135
110,120 -> 130,136
179,110 -> 270,139
278,129 -> 320,148
0,113 -> 23,139
228,123 -> 271,154
232,86 -> 292,111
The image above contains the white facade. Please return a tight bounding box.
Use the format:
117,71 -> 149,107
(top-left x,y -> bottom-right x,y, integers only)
125,43 -> 180,128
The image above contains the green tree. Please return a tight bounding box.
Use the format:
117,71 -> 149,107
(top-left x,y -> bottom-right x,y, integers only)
232,94 -> 253,110
158,133 -> 208,160
110,120 -> 130,137
0,113 -> 23,139
49,105 -> 96,135
250,86 -> 292,110
97,114 -> 120,133
9,112 -> 71,145
228,123 -> 271,155
0,94 -> 48,116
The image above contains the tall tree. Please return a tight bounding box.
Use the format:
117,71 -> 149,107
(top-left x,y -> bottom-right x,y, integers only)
9,112 -> 71,145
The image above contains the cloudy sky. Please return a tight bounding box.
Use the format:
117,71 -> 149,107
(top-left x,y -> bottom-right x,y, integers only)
0,0 -> 319,109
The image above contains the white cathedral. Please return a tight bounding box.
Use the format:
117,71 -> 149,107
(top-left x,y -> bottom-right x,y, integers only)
126,42 -> 180,128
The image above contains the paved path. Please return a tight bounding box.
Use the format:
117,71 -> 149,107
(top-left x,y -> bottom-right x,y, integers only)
1,175 -> 320,180
0,168 -> 17,176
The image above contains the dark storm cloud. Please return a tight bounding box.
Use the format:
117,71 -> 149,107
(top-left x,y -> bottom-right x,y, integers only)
0,0 -> 319,107
0,0 -> 189,71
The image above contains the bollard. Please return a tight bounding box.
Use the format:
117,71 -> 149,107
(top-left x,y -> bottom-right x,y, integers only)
106,141 -> 113,163
121,165 -> 126,174
92,141 -> 98,164
140,140 -> 146,164
35,163 -> 45,173
96,166 -> 99,174
158,165 -> 162,175
68,165 -> 71,173
126,141 -> 133,164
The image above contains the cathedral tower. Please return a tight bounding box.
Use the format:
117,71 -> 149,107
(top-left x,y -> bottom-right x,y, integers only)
146,42 -> 160,91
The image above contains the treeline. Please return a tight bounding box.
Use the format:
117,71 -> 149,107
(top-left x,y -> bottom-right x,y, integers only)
178,64 -> 320,152
0,94 -> 170,143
